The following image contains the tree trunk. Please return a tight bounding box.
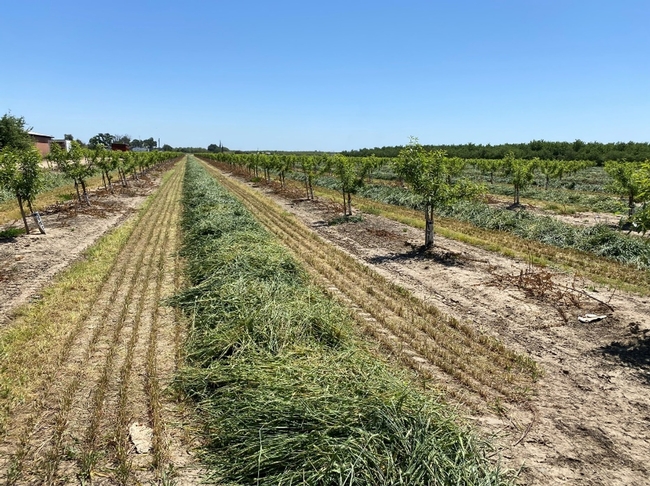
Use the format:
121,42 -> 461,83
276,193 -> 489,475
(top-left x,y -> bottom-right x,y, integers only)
424,206 -> 434,249
545,175 -> 549,190
342,191 -> 347,216
629,193 -> 635,217
347,192 -> 352,216
81,180 -> 90,206
17,195 -> 29,234
74,181 -> 81,202
514,185 -> 520,205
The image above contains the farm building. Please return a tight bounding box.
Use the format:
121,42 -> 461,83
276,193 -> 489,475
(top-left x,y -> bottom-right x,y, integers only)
28,131 -> 54,156
111,142 -> 129,151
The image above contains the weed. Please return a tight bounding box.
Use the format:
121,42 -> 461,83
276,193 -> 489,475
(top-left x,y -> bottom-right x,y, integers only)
0,227 -> 24,238
327,214 -> 363,225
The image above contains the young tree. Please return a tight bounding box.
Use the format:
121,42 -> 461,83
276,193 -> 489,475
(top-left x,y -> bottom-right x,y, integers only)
475,158 -> 502,184
628,160 -> 650,234
502,152 -> 537,205
276,154 -> 294,188
394,137 -> 482,249
605,160 -> 641,217
299,155 -> 320,200
362,154 -> 382,184
52,141 -> 95,204
537,159 -> 559,190
332,154 -> 368,216
93,146 -> 115,192
0,147 -> 43,233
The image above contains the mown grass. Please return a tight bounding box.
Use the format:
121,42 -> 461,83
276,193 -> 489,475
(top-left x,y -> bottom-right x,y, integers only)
0,216 -> 138,433
172,158 -> 514,485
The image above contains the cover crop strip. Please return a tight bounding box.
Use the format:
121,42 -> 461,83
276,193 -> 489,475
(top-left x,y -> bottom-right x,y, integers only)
174,156 -> 515,485
0,159 -> 190,484
201,159 -> 538,410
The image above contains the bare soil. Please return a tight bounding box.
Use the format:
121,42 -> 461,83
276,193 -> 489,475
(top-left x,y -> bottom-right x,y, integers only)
0,184 -> 149,325
242,178 -> 650,485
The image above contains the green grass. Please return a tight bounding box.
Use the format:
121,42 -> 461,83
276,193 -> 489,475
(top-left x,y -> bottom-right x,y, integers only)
0,227 -> 25,238
327,214 -> 363,225
172,158 -> 513,485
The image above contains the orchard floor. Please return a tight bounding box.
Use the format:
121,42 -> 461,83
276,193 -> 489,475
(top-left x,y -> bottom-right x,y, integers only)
0,162 -> 203,484
234,174 -> 650,486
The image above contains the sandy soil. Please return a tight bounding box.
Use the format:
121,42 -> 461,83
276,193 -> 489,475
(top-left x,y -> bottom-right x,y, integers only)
0,185 -> 152,324
246,180 -> 650,486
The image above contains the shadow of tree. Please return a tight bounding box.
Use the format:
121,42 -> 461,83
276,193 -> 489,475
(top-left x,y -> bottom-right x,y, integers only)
368,247 -> 467,267
601,335 -> 650,384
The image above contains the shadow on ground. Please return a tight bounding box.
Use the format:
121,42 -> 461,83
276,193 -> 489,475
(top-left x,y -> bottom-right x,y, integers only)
601,334 -> 650,384
368,247 -> 468,267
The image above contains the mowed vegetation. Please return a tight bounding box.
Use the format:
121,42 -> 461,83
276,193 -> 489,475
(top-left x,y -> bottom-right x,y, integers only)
0,160 -> 189,484
172,158 -> 516,485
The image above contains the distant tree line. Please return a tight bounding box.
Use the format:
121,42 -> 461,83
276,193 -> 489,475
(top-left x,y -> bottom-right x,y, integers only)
88,133 -> 158,151
342,140 -> 650,163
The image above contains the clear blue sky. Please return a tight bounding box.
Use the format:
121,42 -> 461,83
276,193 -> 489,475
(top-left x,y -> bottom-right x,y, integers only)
1,1 -> 648,151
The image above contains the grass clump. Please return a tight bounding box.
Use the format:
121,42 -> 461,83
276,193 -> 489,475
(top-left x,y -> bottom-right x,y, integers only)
0,227 -> 25,239
173,158 -> 513,485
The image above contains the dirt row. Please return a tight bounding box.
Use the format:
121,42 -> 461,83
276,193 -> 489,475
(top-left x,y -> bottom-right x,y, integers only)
204,160 -> 650,486
0,161 -> 201,485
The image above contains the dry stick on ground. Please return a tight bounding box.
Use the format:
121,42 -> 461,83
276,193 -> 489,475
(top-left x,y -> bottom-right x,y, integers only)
486,263 -> 616,324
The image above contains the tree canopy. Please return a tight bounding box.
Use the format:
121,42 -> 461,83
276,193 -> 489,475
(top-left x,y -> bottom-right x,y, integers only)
343,140 -> 650,164
0,113 -> 32,151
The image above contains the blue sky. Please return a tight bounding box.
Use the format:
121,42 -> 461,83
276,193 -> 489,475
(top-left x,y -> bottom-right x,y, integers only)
1,1 -> 648,151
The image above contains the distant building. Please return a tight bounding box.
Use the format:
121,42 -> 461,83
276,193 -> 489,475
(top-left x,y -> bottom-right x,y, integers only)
28,131 -> 54,156
131,147 -> 149,152
111,143 -> 130,152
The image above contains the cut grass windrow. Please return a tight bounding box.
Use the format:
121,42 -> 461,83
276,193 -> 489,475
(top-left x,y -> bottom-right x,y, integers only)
200,159 -> 539,410
174,157 -> 518,485
0,159 -> 188,484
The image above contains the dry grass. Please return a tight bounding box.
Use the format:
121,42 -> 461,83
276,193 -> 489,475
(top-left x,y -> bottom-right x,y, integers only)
0,160 -> 189,484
